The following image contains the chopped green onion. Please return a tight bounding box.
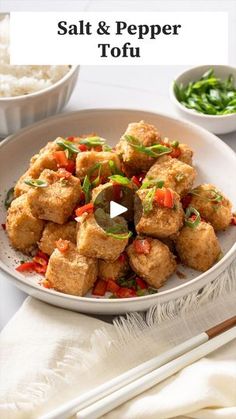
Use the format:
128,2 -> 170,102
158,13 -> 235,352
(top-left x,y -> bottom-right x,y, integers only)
185,206 -> 201,228
140,179 -> 164,190
171,140 -> 179,148
108,160 -> 123,175
103,144 -> 112,152
117,276 -> 136,288
190,188 -> 223,203
56,138 -> 80,158
4,187 -> 15,209
24,179 -> 48,188
109,175 -> 131,185
91,164 -> 102,187
136,287 -> 158,296
82,175 -> 91,203
79,136 -> 106,147
106,230 -> 132,240
143,187 -> 156,214
125,135 -> 171,158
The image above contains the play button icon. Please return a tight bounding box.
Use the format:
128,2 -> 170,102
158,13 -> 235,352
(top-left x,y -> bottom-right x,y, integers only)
110,201 -> 127,218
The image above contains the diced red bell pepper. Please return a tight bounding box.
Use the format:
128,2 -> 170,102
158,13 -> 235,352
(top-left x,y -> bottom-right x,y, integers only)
154,188 -> 166,206
107,280 -> 120,294
116,287 -> 136,298
131,176 -> 141,188
136,277 -> 148,289
170,147 -> 181,158
181,194 -> 192,209
56,238 -> 70,253
65,160 -> 76,173
137,173 -> 146,184
231,214 -> 236,225
118,253 -> 127,263
163,188 -> 174,208
16,261 -> 36,272
78,144 -> 88,152
53,150 -> 69,167
35,251 -> 49,262
133,238 -> 151,255
92,279 -> 107,296
75,203 -> 94,217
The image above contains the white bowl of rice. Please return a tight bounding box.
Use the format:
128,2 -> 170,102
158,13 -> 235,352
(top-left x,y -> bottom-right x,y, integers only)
0,15 -> 79,137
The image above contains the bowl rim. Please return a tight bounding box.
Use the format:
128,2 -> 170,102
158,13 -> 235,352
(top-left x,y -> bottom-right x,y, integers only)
0,65 -> 79,102
170,64 -> 236,120
0,107 -> 236,306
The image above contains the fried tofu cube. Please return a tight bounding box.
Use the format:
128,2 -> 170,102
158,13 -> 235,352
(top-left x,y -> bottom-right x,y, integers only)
189,184 -> 232,231
45,243 -> 98,296
39,221 -> 77,255
144,156 -> 196,197
178,144 -> 193,166
127,237 -> 176,289
116,120 -> 161,174
27,169 -> 81,224
77,214 -> 129,261
6,194 -> 44,254
14,149 -> 58,197
175,221 -> 221,271
76,150 -> 121,180
98,254 -> 130,281
135,188 -> 184,238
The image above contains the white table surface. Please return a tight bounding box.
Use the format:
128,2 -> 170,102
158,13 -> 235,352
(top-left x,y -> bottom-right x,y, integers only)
0,64 -> 236,330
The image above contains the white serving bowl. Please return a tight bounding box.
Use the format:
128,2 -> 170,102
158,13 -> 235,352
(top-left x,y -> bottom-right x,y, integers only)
0,65 -> 79,137
170,65 -> 236,135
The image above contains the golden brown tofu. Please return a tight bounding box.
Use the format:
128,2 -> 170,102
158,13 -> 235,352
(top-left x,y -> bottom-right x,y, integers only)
6,194 -> 44,254
175,221 -> 221,271
145,156 -> 196,197
178,144 -> 193,166
77,214 -> 129,261
39,221 -> 77,255
116,120 -> 161,174
76,150 -> 121,180
27,169 -> 81,224
189,184 -> 232,231
98,255 -> 130,281
14,150 -> 58,197
45,243 -> 98,296
135,188 -> 184,238
127,237 -> 176,289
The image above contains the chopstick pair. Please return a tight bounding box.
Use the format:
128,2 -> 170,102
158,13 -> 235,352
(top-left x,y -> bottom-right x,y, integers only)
41,316 -> 236,419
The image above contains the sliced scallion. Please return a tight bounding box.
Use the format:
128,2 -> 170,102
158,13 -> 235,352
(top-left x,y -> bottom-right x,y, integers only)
4,187 -> 15,209
185,206 -> 201,228
24,179 -> 48,188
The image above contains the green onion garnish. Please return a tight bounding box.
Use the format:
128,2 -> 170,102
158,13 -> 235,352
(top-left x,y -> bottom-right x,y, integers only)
142,187 -> 156,214
82,175 -> 91,203
140,179 -> 164,190
24,179 -> 48,188
125,135 -> 171,158
79,136 -> 105,147
185,206 -> 201,228
91,164 -> 102,187
108,160 -> 124,176
190,188 -> 223,203
4,187 -> 15,209
106,230 -> 132,240
56,138 -> 80,158
174,69 -> 236,115
171,140 -> 179,148
109,175 -> 131,185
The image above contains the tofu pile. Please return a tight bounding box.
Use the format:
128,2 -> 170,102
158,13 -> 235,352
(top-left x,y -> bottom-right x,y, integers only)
6,121 -> 233,297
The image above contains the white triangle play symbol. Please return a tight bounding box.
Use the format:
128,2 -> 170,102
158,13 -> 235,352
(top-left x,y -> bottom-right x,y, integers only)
110,201 -> 128,219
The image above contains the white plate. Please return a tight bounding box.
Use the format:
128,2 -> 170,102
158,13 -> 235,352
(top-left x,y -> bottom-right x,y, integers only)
0,109 -> 235,314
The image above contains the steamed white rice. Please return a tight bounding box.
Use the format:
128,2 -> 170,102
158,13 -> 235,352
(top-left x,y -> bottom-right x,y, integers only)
0,15 -> 70,97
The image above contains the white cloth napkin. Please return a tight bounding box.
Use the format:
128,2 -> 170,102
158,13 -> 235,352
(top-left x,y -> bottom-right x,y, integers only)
0,291 -> 235,419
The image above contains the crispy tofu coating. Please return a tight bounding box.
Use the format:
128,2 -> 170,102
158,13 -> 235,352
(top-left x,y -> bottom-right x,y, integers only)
189,184 -> 232,231
27,169 -> 81,224
76,150 -> 121,180
145,156 -> 196,197
15,149 -> 58,197
127,237 -> 176,288
77,214 -> 129,261
46,242 -> 98,296
116,120 -> 161,174
134,188 -> 184,238
98,255 -> 130,281
6,194 -> 44,254
39,221 -> 77,255
178,144 -> 193,166
175,221 -> 221,271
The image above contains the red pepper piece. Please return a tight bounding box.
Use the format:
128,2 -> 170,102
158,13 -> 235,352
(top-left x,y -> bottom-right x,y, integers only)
136,277 -> 148,289
92,279 -> 107,296
107,280 -> 120,294
116,287 -> 136,298
16,261 -> 36,272
133,238 -> 151,255
75,203 -> 94,217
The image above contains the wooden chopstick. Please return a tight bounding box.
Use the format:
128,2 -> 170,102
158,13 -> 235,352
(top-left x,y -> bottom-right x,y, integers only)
77,326 -> 236,419
40,316 -> 236,419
